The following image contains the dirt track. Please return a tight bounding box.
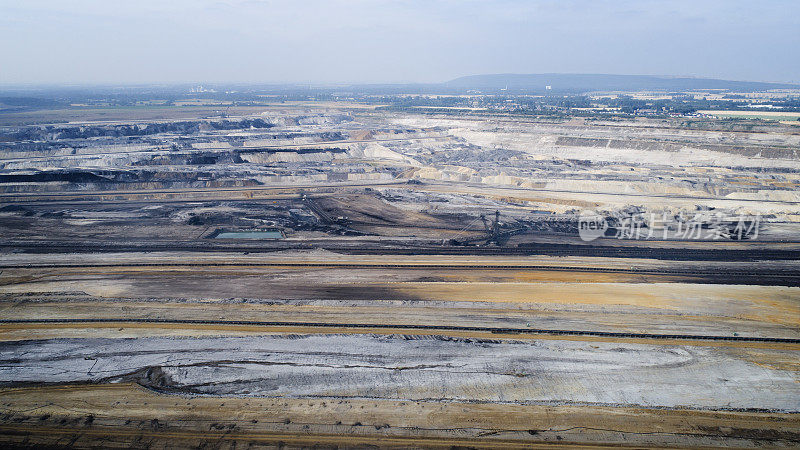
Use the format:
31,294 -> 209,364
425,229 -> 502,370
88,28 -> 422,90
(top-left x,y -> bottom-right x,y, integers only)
2,383 -> 797,448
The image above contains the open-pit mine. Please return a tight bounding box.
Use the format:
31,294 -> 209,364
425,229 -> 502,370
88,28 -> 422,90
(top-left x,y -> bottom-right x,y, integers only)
1,90 -> 799,448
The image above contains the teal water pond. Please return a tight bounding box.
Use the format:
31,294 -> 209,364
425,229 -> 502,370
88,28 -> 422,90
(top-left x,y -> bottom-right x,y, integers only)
215,231 -> 284,239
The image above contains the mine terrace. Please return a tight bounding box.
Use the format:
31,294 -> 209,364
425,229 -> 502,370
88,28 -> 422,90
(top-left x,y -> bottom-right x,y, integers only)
0,82 -> 799,448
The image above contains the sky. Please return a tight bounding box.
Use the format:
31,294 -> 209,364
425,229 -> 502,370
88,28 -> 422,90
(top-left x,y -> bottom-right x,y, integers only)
0,0 -> 798,85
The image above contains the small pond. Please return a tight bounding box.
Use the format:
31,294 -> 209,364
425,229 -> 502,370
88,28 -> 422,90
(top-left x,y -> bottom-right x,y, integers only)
214,230 -> 284,239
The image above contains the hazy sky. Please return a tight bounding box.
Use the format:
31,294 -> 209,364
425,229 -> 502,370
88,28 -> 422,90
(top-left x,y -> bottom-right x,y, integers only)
1,0 -> 798,85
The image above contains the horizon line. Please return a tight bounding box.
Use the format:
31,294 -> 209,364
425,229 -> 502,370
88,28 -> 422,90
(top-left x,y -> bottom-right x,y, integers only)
1,73 -> 799,90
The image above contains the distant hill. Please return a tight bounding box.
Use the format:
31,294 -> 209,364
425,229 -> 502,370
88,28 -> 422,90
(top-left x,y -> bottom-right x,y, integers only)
445,73 -> 799,93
